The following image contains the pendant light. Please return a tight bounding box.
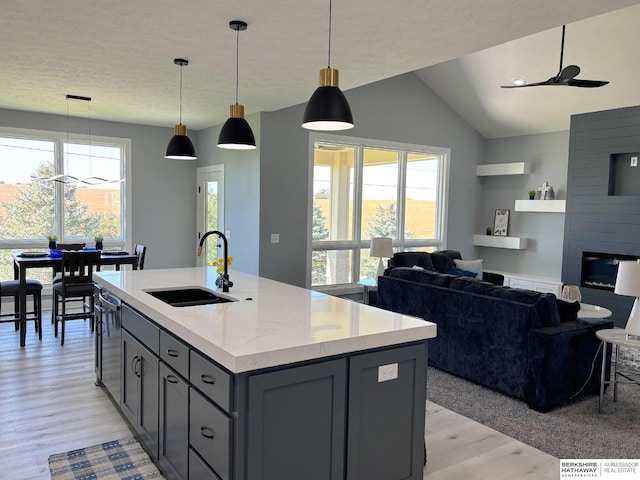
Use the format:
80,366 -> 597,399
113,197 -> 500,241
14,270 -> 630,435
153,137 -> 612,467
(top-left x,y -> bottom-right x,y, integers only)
165,58 -> 197,160
302,0 -> 354,131
217,20 -> 256,150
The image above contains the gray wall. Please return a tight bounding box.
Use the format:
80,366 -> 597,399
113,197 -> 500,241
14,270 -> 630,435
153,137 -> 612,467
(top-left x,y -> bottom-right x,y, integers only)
0,108 -> 197,269
197,114 -> 261,275
258,72 -> 485,287
479,131 -> 570,278
562,105 -> 640,328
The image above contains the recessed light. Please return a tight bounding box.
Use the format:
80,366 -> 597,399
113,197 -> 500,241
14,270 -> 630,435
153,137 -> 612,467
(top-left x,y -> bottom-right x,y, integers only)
512,77 -> 527,86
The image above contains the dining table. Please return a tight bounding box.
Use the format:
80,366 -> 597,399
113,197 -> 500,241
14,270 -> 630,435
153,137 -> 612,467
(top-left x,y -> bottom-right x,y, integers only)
13,250 -> 140,347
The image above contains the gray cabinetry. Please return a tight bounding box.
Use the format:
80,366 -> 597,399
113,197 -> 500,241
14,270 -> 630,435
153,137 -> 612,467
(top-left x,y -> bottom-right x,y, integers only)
346,344 -> 426,480
246,359 -> 346,480
121,305 -> 160,459
159,361 -> 189,480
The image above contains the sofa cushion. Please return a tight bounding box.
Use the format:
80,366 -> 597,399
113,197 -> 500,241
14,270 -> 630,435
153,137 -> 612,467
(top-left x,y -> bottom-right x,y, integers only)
390,252 -> 434,270
430,250 -> 462,273
387,267 -> 455,287
453,258 -> 483,280
449,277 -> 561,327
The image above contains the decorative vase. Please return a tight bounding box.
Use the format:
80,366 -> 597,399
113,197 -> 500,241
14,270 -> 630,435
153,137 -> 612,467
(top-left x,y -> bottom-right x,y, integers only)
48,240 -> 57,250
96,241 -> 103,250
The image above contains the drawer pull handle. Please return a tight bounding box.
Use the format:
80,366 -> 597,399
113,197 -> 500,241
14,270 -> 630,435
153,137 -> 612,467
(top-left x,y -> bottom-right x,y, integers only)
200,427 -> 215,439
201,374 -> 216,385
167,375 -> 178,384
167,349 -> 179,357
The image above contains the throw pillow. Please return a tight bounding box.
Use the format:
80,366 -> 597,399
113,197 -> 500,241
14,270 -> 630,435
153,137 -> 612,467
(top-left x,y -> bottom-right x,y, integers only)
556,299 -> 581,323
454,258 -> 484,280
447,266 -> 478,278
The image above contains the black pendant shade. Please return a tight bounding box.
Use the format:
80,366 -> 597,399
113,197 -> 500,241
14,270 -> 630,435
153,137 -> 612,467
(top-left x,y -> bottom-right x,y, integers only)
166,124 -> 197,160
165,58 -> 197,160
302,84 -> 354,131
217,20 -> 256,150
218,106 -> 256,150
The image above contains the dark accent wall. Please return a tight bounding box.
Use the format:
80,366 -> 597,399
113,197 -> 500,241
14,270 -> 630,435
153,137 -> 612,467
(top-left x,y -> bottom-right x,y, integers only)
562,105 -> 640,327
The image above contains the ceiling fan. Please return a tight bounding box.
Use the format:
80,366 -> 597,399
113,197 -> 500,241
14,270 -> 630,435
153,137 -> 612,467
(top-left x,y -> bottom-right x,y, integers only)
501,25 -> 609,89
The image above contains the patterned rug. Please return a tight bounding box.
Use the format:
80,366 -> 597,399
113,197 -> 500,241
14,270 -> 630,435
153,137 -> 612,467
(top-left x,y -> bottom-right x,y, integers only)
48,436 -> 164,480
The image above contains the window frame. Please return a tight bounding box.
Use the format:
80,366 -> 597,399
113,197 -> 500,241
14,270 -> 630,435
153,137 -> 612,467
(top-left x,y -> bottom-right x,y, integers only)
0,126 -> 132,250
306,133 -> 450,291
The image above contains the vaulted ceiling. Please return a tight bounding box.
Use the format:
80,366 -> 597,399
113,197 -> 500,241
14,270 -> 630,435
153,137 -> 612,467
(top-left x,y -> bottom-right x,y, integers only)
1,0 -> 638,138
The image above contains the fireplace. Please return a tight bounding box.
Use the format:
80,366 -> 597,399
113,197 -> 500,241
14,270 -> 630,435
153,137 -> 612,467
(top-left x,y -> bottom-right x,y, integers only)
580,251 -> 640,291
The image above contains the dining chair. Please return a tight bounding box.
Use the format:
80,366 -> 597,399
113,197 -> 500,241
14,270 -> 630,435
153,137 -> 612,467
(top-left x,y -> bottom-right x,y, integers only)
52,250 -> 101,346
0,279 -> 43,339
134,244 -> 147,270
52,243 -> 87,281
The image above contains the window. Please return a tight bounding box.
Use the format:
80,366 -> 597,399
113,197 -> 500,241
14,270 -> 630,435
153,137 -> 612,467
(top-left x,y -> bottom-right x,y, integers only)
0,127 -> 130,281
310,134 -> 449,288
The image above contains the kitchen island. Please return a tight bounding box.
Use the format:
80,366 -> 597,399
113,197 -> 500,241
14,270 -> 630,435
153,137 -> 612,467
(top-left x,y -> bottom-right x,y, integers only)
94,267 -> 436,480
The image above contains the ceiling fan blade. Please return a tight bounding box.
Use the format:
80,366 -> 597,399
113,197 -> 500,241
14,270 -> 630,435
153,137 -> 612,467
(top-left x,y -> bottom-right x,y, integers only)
500,80 -> 553,88
567,79 -> 609,88
554,65 -> 580,83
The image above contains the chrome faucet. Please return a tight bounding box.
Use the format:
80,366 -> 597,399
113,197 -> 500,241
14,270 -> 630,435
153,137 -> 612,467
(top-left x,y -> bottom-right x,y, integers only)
197,230 -> 233,292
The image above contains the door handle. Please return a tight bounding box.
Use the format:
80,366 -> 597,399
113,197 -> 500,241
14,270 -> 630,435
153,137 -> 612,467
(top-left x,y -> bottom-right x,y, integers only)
200,374 -> 216,385
200,426 -> 215,439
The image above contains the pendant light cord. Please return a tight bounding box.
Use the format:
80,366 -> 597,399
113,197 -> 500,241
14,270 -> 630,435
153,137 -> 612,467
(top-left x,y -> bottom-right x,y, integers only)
179,63 -> 184,125
235,26 -> 240,105
327,0 -> 332,68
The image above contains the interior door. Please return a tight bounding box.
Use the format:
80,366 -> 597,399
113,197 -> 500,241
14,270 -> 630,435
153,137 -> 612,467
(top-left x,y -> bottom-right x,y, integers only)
196,166 -> 225,267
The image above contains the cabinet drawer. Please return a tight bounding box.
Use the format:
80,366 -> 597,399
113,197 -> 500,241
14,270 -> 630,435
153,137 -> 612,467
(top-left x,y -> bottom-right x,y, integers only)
534,283 -> 562,296
189,448 -> 222,480
509,279 -> 534,290
160,330 -> 189,379
190,388 -> 232,480
122,304 -> 159,354
190,350 -> 233,411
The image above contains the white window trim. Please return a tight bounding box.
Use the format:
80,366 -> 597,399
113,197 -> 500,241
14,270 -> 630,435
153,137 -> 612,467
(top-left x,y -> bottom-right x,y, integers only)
306,132 -> 450,290
0,126 -> 132,250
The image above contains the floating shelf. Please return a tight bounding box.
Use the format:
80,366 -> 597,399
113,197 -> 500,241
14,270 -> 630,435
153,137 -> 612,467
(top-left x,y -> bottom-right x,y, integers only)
514,199 -> 566,213
476,162 -> 531,176
473,235 -> 528,250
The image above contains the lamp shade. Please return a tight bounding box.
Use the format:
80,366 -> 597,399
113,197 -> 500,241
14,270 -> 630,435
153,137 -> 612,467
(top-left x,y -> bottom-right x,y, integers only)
302,68 -> 354,131
370,237 -> 393,258
614,259 -> 640,338
614,260 -> 640,297
217,105 -> 256,150
165,124 -> 197,160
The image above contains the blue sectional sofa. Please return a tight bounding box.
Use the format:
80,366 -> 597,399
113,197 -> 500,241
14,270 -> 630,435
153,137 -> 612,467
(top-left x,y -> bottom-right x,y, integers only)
373,267 -> 613,411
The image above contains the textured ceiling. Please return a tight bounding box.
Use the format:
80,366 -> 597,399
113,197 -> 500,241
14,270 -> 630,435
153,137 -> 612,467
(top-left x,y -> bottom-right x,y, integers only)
0,0 -> 638,136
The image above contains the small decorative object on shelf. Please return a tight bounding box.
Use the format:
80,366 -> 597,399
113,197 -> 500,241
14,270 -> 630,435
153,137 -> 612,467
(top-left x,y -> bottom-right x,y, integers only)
94,235 -> 104,250
493,209 -> 510,236
538,181 -> 553,200
546,185 -> 555,200
528,189 -> 536,200
486,226 -> 492,236
47,235 -> 57,250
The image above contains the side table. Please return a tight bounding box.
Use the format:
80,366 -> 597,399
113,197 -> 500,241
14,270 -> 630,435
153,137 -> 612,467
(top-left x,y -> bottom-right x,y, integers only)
596,328 -> 640,413
578,303 -> 612,319
359,279 -> 377,305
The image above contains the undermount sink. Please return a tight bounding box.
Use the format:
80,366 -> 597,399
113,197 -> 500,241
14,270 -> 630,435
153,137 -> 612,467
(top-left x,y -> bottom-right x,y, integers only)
145,287 -> 236,307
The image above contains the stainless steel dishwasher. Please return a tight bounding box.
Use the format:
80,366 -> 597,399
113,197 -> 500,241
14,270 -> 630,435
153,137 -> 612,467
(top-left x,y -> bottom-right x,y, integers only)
95,285 -> 122,404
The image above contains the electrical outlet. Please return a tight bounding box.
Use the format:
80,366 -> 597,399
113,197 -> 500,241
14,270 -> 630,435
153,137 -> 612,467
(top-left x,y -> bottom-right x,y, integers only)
225,230 -> 231,239
271,233 -> 280,244
632,156 -> 638,167
378,363 -> 398,383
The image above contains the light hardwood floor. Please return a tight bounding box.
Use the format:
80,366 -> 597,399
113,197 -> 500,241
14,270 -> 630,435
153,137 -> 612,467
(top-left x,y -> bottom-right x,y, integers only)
0,317 -> 560,480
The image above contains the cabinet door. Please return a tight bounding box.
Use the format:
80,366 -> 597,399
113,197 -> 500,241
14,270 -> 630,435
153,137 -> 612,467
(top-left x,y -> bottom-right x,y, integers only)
346,343 -> 427,480
121,330 -> 159,460
138,344 -> 159,459
246,359 -> 346,480
159,362 -> 189,480
510,278 -> 534,290
121,330 -> 140,427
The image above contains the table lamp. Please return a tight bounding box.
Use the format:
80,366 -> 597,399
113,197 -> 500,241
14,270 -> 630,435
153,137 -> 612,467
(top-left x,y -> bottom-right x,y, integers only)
614,259 -> 640,339
370,237 -> 393,282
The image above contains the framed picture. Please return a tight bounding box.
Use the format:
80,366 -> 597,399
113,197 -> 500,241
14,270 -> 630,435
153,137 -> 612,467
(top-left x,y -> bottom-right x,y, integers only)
493,209 -> 510,236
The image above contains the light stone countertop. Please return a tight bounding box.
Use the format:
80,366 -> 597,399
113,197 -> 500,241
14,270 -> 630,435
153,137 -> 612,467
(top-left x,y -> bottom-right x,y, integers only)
94,267 -> 437,373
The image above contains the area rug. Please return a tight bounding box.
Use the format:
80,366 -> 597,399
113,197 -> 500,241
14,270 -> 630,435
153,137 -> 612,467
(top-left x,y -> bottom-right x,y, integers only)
427,366 -> 640,459
48,436 -> 164,479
